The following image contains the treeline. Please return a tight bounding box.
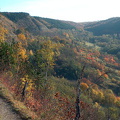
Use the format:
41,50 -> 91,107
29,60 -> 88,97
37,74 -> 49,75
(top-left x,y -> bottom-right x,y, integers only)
1,12 -> 30,22
34,17 -> 76,30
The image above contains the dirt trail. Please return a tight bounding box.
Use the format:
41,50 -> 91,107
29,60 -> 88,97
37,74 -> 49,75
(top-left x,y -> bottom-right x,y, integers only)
0,97 -> 22,120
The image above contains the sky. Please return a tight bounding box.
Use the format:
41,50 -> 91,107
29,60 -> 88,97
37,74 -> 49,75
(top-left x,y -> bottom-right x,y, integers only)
0,0 -> 120,22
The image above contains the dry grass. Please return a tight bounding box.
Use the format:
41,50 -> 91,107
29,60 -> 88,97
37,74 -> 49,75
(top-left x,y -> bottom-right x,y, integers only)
0,80 -> 39,120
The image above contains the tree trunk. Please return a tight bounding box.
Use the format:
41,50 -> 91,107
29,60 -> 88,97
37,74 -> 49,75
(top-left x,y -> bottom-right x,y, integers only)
75,92 -> 81,120
75,65 -> 85,120
21,81 -> 28,101
45,63 -> 49,82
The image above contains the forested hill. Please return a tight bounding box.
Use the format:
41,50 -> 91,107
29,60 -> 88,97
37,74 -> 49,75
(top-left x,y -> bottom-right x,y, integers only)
0,12 -> 120,120
84,17 -> 120,35
1,12 -> 120,37
0,12 -> 77,35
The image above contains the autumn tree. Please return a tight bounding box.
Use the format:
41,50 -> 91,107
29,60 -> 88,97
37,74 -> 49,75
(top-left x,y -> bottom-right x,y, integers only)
17,33 -> 26,40
12,41 -> 28,74
35,40 -> 61,85
17,33 -> 27,46
74,63 -> 112,120
20,75 -> 35,101
0,24 -> 8,42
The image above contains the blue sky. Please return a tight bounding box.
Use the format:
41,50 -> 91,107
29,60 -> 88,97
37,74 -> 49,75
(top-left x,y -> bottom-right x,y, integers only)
0,0 -> 120,22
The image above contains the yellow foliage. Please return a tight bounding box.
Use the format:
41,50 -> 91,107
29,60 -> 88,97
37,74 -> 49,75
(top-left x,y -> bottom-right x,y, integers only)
14,42 -> 27,60
94,102 -> 101,109
30,39 -> 35,42
20,75 -> 35,98
0,25 -> 8,42
92,89 -> 98,96
98,91 -> 104,99
29,50 -> 33,56
16,41 -> 22,47
105,92 -> 117,104
18,48 -> 27,60
17,34 -> 28,46
38,40 -> 62,67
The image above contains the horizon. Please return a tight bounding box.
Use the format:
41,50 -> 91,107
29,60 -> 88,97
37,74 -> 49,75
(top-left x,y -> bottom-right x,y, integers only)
1,0 -> 120,22
1,11 -> 119,23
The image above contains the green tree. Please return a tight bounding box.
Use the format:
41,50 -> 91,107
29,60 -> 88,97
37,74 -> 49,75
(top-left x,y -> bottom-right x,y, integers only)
0,42 -> 15,70
36,40 -> 61,82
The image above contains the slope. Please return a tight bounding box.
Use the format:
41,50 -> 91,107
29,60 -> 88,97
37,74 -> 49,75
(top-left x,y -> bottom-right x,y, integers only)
0,12 -> 120,120
84,17 -> 120,35
0,12 -> 76,36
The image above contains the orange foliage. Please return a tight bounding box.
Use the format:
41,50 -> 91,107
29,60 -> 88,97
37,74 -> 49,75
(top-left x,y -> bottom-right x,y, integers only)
54,92 -> 75,119
25,97 -> 42,111
79,49 -> 84,53
63,32 -> 69,38
80,82 -> 89,91
116,97 -> 120,101
97,69 -> 109,79
103,74 -> 109,79
82,78 -> 92,85
17,33 -> 26,40
104,55 -> 116,63
80,101 -> 86,109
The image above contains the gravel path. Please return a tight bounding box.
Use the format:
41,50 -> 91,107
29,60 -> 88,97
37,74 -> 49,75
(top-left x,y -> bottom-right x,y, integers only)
0,97 -> 22,120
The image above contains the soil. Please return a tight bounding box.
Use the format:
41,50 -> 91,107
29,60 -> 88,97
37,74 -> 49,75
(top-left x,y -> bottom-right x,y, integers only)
0,97 -> 22,120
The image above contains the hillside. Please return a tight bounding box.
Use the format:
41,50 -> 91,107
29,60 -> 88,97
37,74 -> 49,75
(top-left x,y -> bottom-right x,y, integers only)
0,12 -> 120,120
84,17 -> 120,36
0,12 -> 77,36
1,12 -> 120,37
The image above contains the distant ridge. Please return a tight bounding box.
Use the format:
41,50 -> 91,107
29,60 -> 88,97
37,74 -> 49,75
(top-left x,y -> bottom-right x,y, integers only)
84,17 -> 120,35
1,12 -> 120,36
1,12 -> 76,29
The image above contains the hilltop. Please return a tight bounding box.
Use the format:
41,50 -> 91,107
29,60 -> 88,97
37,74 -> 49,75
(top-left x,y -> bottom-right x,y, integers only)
84,17 -> 120,36
1,12 -> 120,37
0,12 -> 78,35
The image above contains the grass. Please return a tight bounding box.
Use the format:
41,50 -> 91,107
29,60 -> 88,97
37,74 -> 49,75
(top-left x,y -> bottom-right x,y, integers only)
48,76 -> 76,101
